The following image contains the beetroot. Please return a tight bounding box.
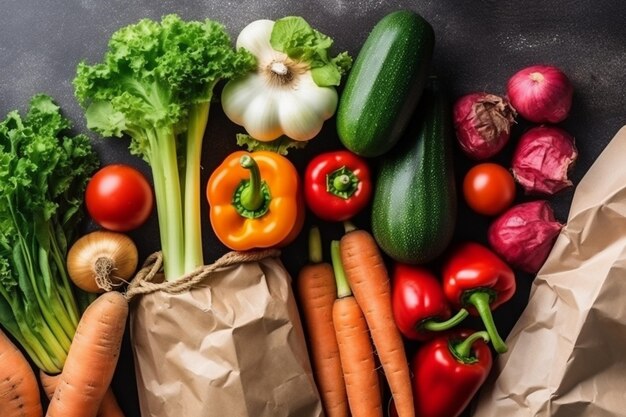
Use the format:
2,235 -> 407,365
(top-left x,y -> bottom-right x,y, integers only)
488,201 -> 563,273
511,126 -> 578,195
453,93 -> 517,160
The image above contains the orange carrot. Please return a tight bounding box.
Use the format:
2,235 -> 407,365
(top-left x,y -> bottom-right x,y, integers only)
340,229 -> 414,417
297,228 -> 348,417
0,329 -> 42,417
331,240 -> 382,417
40,372 -> 125,417
45,291 -> 128,417
38,372 -> 58,408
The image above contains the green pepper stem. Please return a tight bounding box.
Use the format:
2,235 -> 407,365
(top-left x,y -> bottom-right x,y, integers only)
333,174 -> 351,191
422,308 -> 469,332
331,240 -> 351,298
239,154 -> 263,211
468,291 -> 508,354
308,227 -> 323,264
327,167 -> 359,199
452,330 -> 490,360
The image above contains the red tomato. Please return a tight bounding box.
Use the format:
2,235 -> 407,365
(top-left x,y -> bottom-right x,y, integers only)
86,164 -> 153,231
463,163 -> 515,216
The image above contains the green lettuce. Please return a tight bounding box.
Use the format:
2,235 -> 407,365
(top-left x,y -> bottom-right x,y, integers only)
270,16 -> 352,87
74,15 -> 256,280
0,95 -> 99,373
236,133 -> 308,155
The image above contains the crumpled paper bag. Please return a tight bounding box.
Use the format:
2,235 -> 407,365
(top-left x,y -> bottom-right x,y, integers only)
472,126 -> 626,417
129,251 -> 323,417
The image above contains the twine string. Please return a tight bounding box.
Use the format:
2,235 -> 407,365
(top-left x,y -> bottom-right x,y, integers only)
124,249 -> 281,301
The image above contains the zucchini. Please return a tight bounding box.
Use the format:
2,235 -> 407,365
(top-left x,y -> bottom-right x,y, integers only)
371,80 -> 457,264
336,10 -> 435,157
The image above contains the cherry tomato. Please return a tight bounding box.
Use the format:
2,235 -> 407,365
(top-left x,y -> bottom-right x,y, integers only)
86,164 -> 153,231
463,163 -> 515,216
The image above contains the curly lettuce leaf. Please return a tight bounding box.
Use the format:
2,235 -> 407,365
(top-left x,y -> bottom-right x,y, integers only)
236,133 -> 307,155
0,94 -> 99,373
74,14 -> 256,160
270,16 -> 352,87
74,14 -> 256,279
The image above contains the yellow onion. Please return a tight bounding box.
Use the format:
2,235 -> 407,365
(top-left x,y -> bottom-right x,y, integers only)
67,230 -> 138,293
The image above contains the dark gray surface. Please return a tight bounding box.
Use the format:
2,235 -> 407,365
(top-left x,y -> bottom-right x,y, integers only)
1,1 -> 625,416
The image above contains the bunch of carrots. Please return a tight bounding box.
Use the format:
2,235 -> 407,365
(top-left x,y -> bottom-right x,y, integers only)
297,225 -> 414,417
0,291 -> 129,417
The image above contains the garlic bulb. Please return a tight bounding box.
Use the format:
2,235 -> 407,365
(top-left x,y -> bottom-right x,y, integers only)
221,19 -> 346,142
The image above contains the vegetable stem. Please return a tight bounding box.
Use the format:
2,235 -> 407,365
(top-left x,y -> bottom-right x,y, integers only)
333,174 -> 351,191
468,291 -> 507,353
422,308 -> 469,332
148,127 -> 185,281
38,246 -> 75,341
183,102 -> 210,273
0,288 -> 49,371
308,227 -> 323,264
451,330 -> 490,361
330,240 -> 351,298
326,167 -> 359,199
239,155 -> 264,211
34,319 -> 67,370
160,126 -> 185,280
146,127 -> 169,268
20,325 -> 60,373
48,233 -> 80,326
13,239 -> 72,353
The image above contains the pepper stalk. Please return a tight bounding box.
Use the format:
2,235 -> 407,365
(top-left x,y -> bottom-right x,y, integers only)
442,242 -> 516,354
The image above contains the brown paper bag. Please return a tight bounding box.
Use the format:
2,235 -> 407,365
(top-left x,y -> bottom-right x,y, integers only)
127,250 -> 323,417
472,126 -> 626,417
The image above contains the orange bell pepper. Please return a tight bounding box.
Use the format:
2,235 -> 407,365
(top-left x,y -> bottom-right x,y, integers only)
206,151 -> 304,251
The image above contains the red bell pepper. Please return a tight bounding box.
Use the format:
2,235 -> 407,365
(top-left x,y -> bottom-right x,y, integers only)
442,242 -> 515,354
408,329 -> 493,417
304,150 -> 372,221
392,263 -> 468,341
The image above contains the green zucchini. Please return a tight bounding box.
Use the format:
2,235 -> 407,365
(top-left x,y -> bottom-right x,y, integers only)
336,10 -> 435,157
371,80 -> 457,264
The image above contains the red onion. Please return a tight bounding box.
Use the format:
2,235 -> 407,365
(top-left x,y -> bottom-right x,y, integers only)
453,93 -> 517,160
511,126 -> 577,195
506,65 -> 573,123
488,200 -> 563,273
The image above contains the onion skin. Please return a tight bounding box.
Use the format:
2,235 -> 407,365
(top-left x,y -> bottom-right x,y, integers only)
507,65 -> 573,123
67,230 -> 139,293
511,126 -> 577,195
453,93 -> 517,160
488,201 -> 563,274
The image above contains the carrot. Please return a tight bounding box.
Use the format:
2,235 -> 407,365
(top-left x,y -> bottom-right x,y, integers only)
331,240 -> 382,417
40,372 -> 125,417
297,228 -> 348,417
45,291 -> 128,417
38,372 -> 57,408
0,329 -> 42,417
339,229 -> 414,417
